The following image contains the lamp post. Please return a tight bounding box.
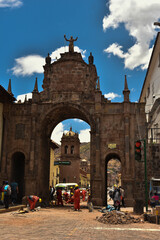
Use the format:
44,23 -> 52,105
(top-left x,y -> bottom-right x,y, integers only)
144,139 -> 148,212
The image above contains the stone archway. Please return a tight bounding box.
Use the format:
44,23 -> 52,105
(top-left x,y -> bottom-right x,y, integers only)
105,153 -> 121,205
11,152 -> 25,202
37,103 -> 96,200
0,49 -> 147,206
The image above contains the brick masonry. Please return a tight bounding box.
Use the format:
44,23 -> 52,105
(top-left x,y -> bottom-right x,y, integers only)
0,50 -> 148,206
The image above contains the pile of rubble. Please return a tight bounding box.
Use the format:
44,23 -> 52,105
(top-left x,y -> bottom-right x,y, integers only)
97,210 -> 143,225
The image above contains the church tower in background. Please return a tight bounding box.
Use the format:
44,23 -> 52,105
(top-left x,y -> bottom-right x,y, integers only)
59,127 -> 81,184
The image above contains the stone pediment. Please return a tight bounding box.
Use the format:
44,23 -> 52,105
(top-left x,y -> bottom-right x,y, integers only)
41,51 -> 98,102
57,52 -> 86,64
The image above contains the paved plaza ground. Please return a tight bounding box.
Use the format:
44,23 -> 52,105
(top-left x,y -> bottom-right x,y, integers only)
0,203 -> 160,240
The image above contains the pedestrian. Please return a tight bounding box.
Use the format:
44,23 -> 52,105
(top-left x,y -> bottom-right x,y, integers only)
4,181 -> 11,209
112,185 -> 121,210
49,185 -> 55,201
10,180 -> 19,205
63,188 -> 69,203
74,185 -> 81,211
56,187 -> 63,206
119,186 -> 125,207
82,189 -> 86,201
25,195 -> 42,211
0,181 -> 5,205
150,192 -> 159,207
87,193 -> 93,212
70,186 -> 74,196
66,192 -> 74,204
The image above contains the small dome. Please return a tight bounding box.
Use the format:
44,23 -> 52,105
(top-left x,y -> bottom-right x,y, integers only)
65,127 -> 76,136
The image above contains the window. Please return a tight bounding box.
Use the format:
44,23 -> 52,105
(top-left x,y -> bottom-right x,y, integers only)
147,86 -> 150,97
158,53 -> 160,67
15,123 -> 25,139
65,145 -> 68,154
71,145 -> 74,154
152,83 -> 154,96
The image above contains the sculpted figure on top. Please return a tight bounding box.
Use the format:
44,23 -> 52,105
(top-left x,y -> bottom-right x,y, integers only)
64,35 -> 78,53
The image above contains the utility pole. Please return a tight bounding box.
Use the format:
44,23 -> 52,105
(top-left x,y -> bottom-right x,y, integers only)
144,139 -> 148,212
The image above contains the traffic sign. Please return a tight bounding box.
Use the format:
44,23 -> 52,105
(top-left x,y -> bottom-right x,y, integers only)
54,161 -> 71,165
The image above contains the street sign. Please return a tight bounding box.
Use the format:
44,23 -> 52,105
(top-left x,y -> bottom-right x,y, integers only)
54,161 -> 71,166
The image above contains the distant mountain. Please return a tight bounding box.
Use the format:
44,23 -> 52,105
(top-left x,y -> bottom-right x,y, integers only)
80,142 -> 90,161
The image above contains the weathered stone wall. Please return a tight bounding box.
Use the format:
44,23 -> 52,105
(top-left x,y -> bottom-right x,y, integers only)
0,51 -> 147,206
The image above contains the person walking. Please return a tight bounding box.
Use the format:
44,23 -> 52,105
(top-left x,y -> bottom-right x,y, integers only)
70,186 -> 74,196
49,185 -> 55,202
0,181 -> 5,205
151,192 -> 159,207
11,180 -> 19,205
119,186 -> 125,207
82,189 -> 86,201
63,188 -> 69,203
56,187 -> 63,206
74,185 -> 80,211
113,185 -> 121,210
4,181 -> 11,209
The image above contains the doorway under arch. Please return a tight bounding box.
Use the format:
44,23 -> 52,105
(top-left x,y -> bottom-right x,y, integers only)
105,153 -> 121,206
39,103 -> 95,200
11,152 -> 25,203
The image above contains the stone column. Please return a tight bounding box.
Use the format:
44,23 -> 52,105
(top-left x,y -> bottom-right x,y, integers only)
90,114 -> 103,206
0,113 -> 9,177
123,103 -> 134,206
29,116 -> 36,172
124,113 -> 130,175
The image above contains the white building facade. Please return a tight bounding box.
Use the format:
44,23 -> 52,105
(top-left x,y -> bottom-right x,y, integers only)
140,32 -> 160,143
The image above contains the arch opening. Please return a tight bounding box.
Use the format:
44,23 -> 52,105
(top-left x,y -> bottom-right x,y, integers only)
49,118 -> 91,189
39,103 -> 95,201
11,152 -> 25,203
105,153 -> 121,206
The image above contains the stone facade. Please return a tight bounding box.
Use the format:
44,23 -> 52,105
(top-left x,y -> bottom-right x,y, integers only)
0,50 -> 147,206
49,140 -> 59,187
59,128 -> 80,184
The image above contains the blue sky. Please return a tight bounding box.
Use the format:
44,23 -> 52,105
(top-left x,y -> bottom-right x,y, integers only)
1,0 -> 160,143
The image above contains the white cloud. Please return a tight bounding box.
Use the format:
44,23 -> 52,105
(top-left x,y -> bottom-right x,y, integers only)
73,118 -> 84,123
131,88 -> 136,92
79,129 -> 90,143
103,0 -> 160,70
51,46 -> 86,60
16,92 -> 32,102
0,0 -> 23,8
51,123 -> 64,145
11,46 -> 86,76
104,92 -> 121,100
11,55 -> 45,76
50,123 -> 90,144
104,43 -> 127,59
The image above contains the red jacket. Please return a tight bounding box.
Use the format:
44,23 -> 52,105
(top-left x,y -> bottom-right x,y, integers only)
74,189 -> 80,210
27,195 -> 39,210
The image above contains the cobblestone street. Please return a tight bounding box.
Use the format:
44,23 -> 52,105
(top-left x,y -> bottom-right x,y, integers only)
0,205 -> 160,240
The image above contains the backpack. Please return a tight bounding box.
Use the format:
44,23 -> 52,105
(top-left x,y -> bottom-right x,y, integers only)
7,185 -> 11,196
